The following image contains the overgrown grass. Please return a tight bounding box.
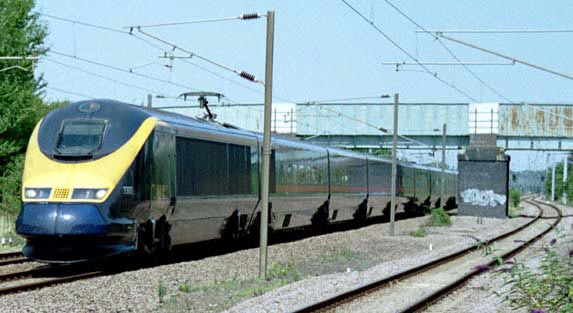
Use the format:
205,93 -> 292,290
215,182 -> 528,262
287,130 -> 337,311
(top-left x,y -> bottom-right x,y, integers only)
178,283 -> 190,293
160,261 -> 302,312
158,280 -> 167,304
428,208 -> 451,227
409,227 -> 428,237
320,247 -> 358,263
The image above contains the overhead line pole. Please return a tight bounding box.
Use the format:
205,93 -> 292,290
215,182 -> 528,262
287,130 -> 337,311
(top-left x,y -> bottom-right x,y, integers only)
551,163 -> 556,202
259,10 -> 275,280
440,124 -> 446,209
389,93 -> 399,236
563,159 -> 568,205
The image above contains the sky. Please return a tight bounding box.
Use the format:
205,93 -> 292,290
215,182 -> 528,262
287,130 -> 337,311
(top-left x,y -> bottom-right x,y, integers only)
31,0 -> 573,171
34,0 -> 573,105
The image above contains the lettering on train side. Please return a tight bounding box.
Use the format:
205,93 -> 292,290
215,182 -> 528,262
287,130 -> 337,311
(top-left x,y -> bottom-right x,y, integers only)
150,184 -> 169,200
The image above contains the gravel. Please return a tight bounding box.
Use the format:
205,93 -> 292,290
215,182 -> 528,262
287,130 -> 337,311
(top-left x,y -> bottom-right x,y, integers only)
0,208 -> 536,313
424,201 -> 573,313
0,261 -> 42,276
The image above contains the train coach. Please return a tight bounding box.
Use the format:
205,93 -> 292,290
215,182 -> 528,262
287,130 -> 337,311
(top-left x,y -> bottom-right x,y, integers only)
16,99 -> 457,262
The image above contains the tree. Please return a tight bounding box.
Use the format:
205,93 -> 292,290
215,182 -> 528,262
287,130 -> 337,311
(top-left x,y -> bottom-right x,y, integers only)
0,0 -> 48,214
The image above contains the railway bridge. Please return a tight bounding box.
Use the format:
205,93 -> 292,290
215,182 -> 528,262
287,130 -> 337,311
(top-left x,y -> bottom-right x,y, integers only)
162,102 -> 573,152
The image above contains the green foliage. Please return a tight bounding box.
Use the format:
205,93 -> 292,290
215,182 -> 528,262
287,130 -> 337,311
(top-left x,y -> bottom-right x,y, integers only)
373,148 -> 391,157
429,208 -> 451,227
177,283 -> 190,293
158,280 -> 167,303
509,188 -> 521,209
543,162 -> 573,203
409,227 -> 428,237
477,241 -> 498,257
0,155 -> 24,215
160,263 -> 302,311
267,261 -> 301,282
0,0 -> 51,215
320,247 -> 358,262
498,242 -> 573,312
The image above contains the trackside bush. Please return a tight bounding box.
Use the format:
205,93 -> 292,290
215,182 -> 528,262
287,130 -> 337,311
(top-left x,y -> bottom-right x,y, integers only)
496,238 -> 573,312
509,189 -> 521,209
429,208 -> 451,227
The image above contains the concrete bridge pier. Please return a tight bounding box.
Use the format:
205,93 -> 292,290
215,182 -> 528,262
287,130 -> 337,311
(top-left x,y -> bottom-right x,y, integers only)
458,134 -> 510,218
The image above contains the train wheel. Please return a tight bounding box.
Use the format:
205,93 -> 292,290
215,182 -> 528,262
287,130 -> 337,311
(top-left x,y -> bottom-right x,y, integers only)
137,217 -> 172,256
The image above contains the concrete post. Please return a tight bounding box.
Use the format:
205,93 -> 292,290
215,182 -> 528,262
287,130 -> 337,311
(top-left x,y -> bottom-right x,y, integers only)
551,162 -> 556,202
259,11 -> 274,280
389,93 -> 398,236
563,159 -> 568,205
440,123 -> 446,209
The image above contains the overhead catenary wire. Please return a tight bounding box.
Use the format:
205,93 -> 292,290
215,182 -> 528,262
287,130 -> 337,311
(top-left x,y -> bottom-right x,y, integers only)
383,0 -> 514,104
49,50 -> 201,92
308,105 -> 365,135
382,61 -> 515,66
38,12 -> 295,102
340,0 -> 478,103
417,28 -> 573,34
382,1 -> 573,137
0,56 -> 40,60
46,86 -> 96,99
381,0 -> 545,139
125,13 -> 265,29
45,58 -> 177,97
0,65 -> 30,72
439,34 -> 573,81
307,102 -> 432,148
135,28 -> 263,84
304,95 -> 391,103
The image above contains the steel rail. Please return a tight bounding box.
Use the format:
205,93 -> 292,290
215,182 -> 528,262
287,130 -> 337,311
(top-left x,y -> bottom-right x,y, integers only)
0,265 -> 64,283
0,263 -> 108,296
0,270 -> 103,296
0,205 -> 444,297
0,257 -> 31,267
291,196 -> 545,313
0,252 -> 31,267
397,199 -> 562,312
0,252 -> 22,260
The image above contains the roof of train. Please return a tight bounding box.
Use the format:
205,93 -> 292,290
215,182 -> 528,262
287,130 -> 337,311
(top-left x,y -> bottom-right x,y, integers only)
68,99 -> 457,174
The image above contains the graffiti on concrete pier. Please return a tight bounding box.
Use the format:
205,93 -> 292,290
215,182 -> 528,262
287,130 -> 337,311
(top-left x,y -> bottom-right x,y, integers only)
461,188 -> 507,207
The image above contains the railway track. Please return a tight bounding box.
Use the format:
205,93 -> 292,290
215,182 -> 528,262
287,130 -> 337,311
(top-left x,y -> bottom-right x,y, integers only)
0,205 -> 436,297
293,198 -> 562,313
0,267 -> 103,296
0,260 -> 115,296
0,251 -> 31,267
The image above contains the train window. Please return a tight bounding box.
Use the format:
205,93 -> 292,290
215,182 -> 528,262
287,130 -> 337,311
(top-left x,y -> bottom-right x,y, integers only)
228,144 -> 251,194
176,138 -> 254,196
55,119 -> 106,155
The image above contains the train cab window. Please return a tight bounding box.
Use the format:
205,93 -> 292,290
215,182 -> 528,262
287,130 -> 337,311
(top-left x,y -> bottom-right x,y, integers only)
55,119 -> 106,155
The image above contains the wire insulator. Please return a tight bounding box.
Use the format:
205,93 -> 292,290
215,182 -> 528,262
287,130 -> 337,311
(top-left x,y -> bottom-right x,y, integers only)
239,71 -> 256,81
240,13 -> 259,20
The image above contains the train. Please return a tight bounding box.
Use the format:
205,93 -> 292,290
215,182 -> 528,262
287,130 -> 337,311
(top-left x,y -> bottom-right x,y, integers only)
16,99 -> 458,263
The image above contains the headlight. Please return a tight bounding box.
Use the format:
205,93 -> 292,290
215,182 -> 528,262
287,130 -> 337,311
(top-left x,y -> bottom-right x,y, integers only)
72,188 -> 108,200
24,188 -> 51,199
